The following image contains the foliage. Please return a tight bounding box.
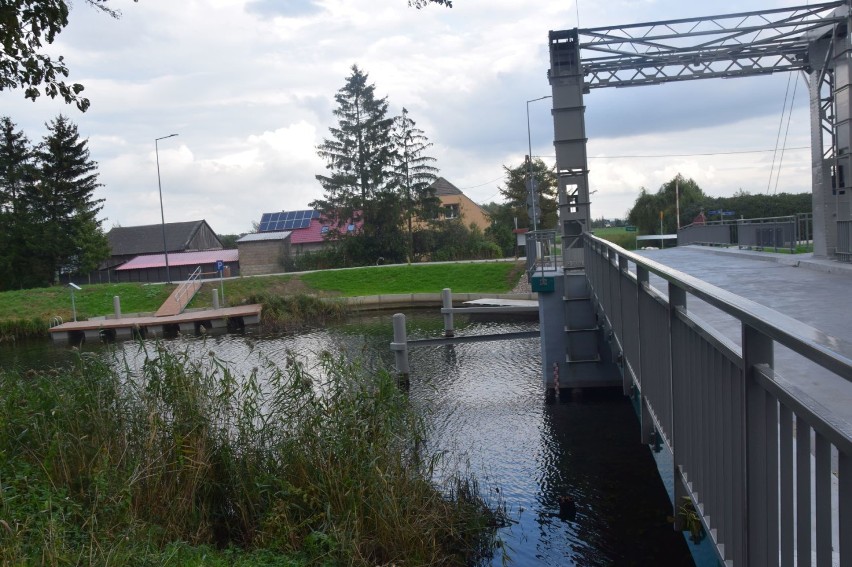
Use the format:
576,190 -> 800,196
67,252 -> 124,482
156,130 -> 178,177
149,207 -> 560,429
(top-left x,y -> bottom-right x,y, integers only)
0,115 -> 109,290
242,292 -> 349,332
0,345 -> 500,565
498,158 -> 558,230
312,67 -> 445,267
414,219 -> 502,262
217,234 -> 243,249
590,227 -> 636,250
409,0 -> 452,7
391,107 -> 440,261
627,174 -> 705,234
482,201 -> 519,257
626,174 -> 813,234
0,0 -> 134,111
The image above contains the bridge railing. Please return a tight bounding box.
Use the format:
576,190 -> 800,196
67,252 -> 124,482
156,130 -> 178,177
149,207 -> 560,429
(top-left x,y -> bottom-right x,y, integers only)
583,232 -> 852,567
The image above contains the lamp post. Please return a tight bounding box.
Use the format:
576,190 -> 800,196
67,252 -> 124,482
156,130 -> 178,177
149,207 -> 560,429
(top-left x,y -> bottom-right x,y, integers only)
526,95 -> 552,232
69,282 -> 81,322
155,134 -> 178,283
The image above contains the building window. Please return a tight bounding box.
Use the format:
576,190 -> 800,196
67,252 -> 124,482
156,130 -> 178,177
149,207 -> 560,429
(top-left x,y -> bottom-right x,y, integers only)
444,204 -> 460,219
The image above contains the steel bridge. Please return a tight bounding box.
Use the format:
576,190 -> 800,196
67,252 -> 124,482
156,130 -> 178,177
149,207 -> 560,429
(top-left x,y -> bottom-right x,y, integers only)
535,2 -> 852,565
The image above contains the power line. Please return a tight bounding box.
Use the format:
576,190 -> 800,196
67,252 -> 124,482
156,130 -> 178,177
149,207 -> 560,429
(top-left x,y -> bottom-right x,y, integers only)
458,175 -> 504,190
534,146 -> 809,159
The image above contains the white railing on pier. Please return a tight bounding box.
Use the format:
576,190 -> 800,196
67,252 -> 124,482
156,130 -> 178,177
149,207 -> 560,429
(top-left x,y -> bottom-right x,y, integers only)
173,266 -> 203,311
583,232 -> 852,567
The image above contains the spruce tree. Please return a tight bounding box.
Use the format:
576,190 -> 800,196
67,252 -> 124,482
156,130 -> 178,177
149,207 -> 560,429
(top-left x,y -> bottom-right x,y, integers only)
390,107 -> 439,262
0,117 -> 36,289
313,66 -> 402,263
26,115 -> 108,285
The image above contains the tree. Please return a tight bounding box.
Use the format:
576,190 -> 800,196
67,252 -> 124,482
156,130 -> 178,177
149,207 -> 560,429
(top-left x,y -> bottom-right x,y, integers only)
25,115 -> 108,285
390,107 -> 439,261
1,1 -> 133,111
409,0 -> 452,7
627,174 -> 706,234
313,66 -> 394,227
0,117 -> 36,289
498,158 -> 558,230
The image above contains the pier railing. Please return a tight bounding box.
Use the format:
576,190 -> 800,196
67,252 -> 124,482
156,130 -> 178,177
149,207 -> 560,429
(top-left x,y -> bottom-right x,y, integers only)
583,232 -> 852,567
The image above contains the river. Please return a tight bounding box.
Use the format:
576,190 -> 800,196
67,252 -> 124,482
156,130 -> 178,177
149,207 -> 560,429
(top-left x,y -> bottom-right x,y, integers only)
2,310 -> 699,566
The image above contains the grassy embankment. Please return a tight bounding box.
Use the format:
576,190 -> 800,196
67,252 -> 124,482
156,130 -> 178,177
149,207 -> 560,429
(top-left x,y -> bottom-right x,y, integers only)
0,261 -> 524,341
0,343 -> 504,565
591,227 -> 637,250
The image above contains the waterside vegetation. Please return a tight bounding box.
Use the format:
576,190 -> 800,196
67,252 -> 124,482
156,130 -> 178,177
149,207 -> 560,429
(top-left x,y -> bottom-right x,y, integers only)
0,345 -> 502,565
0,261 -> 523,341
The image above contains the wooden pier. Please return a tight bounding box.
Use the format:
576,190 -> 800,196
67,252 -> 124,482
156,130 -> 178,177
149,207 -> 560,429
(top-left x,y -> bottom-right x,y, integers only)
49,304 -> 263,344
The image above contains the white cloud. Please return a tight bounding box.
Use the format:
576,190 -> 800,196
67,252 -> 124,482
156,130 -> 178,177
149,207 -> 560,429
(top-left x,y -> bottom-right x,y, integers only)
0,0 -> 819,233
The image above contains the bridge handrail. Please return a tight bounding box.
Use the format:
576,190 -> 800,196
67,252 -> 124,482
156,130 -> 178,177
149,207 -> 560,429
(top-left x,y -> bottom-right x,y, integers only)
583,231 -> 852,565
585,232 -> 852,383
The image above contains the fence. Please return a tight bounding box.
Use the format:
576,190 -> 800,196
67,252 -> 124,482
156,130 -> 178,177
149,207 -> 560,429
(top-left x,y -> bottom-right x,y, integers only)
839,220 -> 852,262
677,213 -> 813,253
583,231 -> 852,566
525,229 -> 559,277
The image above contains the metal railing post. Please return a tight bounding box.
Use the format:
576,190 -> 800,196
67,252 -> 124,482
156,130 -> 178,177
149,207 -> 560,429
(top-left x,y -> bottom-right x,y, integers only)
668,282 -> 687,530
742,324 -> 776,567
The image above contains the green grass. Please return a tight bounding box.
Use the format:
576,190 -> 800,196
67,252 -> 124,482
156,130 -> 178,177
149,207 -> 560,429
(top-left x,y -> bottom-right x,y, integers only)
299,262 -> 521,297
0,262 -> 524,341
590,227 -> 637,250
0,346 -> 502,565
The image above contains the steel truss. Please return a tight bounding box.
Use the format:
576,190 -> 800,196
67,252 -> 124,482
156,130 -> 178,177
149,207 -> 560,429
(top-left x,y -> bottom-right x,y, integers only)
578,2 -> 846,88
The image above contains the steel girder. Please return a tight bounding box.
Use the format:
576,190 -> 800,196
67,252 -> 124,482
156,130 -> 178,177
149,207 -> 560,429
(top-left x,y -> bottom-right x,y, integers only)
579,2 -> 846,89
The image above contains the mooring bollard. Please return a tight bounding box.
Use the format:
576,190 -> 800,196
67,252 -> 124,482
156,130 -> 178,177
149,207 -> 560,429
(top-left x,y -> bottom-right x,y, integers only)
442,288 -> 454,337
113,296 -> 121,319
212,288 -> 220,310
390,313 -> 410,382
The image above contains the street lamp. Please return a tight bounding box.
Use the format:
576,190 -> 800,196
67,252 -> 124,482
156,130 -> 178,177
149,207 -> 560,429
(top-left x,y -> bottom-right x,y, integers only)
526,95 -> 552,232
155,134 -> 178,283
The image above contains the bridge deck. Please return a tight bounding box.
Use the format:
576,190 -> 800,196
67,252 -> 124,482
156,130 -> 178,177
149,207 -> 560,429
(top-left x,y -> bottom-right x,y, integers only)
639,245 -> 852,424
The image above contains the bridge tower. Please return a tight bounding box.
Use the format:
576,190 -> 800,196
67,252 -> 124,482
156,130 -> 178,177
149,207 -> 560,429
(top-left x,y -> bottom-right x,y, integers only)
543,2 -> 852,389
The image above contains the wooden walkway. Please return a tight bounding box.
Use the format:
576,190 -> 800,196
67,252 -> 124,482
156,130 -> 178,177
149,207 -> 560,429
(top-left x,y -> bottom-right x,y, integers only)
155,280 -> 202,317
49,304 -> 263,343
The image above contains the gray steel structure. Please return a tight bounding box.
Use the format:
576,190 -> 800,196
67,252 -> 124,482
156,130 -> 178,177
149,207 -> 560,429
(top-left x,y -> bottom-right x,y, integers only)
584,233 -> 852,566
548,1 -> 852,260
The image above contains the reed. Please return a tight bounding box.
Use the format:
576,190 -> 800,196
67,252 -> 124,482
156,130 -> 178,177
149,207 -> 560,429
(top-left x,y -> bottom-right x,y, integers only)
0,316 -> 49,342
0,345 -> 500,565
244,292 -> 349,332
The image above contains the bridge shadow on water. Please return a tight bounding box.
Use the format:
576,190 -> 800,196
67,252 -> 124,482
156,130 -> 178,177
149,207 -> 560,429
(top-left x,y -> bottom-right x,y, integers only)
529,388 -> 696,566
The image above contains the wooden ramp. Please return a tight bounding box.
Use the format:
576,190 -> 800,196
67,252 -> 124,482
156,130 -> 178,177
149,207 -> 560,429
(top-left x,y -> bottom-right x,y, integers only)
155,280 -> 202,317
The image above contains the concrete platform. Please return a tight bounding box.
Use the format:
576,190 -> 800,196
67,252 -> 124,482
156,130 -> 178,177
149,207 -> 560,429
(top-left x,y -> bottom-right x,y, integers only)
637,246 -> 852,425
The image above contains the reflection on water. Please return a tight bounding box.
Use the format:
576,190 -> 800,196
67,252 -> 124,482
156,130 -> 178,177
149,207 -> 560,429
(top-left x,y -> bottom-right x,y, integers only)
1,311 -> 693,566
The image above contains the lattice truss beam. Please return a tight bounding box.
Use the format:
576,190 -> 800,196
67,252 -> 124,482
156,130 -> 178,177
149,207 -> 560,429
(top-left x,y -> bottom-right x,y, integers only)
579,2 -> 847,89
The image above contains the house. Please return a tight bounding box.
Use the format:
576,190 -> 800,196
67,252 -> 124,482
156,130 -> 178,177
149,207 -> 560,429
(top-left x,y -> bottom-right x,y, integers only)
101,220 -> 224,282
113,249 -> 239,283
250,209 -> 360,267
429,177 -> 491,231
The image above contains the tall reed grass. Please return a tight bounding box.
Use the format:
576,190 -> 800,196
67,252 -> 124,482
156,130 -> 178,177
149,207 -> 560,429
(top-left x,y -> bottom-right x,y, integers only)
245,293 -> 349,333
0,344 -> 501,565
0,317 -> 48,342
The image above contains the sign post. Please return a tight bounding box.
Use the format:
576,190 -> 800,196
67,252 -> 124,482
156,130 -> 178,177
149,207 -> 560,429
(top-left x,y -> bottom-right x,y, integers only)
216,260 -> 225,307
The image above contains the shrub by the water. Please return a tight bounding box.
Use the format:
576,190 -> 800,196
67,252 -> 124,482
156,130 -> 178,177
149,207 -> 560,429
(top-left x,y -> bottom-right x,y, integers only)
244,292 -> 349,332
0,345 -> 500,565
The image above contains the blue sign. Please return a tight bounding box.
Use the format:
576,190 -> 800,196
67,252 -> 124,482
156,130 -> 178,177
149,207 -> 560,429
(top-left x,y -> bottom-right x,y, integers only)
216,260 -> 224,272
722,210 -> 736,216
707,210 -> 721,215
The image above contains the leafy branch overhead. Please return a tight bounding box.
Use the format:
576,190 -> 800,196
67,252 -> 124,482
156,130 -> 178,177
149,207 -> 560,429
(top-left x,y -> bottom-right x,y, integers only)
0,0 -> 135,112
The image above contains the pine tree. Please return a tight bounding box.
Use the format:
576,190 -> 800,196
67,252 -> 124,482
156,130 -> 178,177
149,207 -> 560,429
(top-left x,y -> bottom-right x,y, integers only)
390,107 -> 439,261
0,117 -> 37,289
26,115 -> 108,285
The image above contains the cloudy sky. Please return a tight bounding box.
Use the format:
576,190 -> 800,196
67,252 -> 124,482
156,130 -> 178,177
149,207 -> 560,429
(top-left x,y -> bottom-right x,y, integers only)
2,0 -> 818,234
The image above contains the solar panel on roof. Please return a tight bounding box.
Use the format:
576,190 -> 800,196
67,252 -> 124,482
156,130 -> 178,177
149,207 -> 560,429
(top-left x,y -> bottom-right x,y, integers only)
257,210 -> 318,232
